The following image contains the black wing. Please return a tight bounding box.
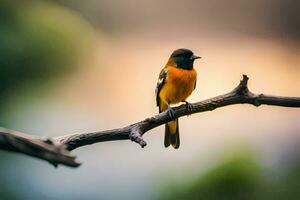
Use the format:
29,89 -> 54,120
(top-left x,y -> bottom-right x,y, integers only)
155,67 -> 168,107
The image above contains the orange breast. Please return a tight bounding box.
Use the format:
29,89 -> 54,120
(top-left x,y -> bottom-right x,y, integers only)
159,66 -> 197,104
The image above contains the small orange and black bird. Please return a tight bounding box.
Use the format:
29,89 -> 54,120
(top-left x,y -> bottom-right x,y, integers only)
155,48 -> 200,149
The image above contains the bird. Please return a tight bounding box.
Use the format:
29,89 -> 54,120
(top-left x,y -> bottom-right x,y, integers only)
155,48 -> 200,149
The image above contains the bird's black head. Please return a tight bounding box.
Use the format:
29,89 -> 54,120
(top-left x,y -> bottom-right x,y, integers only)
168,48 -> 201,70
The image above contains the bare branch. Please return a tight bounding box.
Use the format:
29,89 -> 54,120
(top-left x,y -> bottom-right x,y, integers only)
0,75 -> 299,167
0,128 -> 81,167
55,75 -> 300,151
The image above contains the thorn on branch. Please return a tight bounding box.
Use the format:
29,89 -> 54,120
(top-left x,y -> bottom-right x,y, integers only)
129,128 -> 147,148
241,74 -> 249,86
234,75 -> 250,96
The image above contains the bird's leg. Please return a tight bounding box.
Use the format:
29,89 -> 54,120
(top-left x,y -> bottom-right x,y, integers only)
166,105 -> 176,120
183,100 -> 194,115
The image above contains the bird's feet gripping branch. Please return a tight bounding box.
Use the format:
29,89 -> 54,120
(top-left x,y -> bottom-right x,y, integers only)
166,106 -> 176,120
183,100 -> 194,115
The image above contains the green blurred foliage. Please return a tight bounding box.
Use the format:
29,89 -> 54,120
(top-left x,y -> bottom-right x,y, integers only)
267,160 -> 300,200
159,153 -> 264,200
159,153 -> 300,200
0,0 -> 92,108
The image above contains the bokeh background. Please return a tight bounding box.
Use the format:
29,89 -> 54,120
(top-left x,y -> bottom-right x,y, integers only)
0,0 -> 300,199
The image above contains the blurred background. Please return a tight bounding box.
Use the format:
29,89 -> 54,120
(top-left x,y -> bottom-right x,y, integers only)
0,0 -> 300,199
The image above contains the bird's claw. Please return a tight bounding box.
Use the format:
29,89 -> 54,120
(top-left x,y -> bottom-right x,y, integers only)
166,107 -> 176,120
184,101 -> 194,115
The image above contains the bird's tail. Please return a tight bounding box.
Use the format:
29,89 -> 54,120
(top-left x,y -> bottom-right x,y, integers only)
159,101 -> 180,149
164,119 -> 180,149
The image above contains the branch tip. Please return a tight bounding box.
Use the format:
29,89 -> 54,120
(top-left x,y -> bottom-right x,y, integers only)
241,74 -> 249,86
242,74 -> 249,81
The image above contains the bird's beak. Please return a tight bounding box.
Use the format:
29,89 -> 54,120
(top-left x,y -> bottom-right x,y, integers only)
190,55 -> 201,60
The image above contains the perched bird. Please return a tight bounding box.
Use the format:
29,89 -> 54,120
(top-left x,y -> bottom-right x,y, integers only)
155,48 -> 200,149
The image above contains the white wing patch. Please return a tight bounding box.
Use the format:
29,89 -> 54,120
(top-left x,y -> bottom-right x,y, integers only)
155,67 -> 168,106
